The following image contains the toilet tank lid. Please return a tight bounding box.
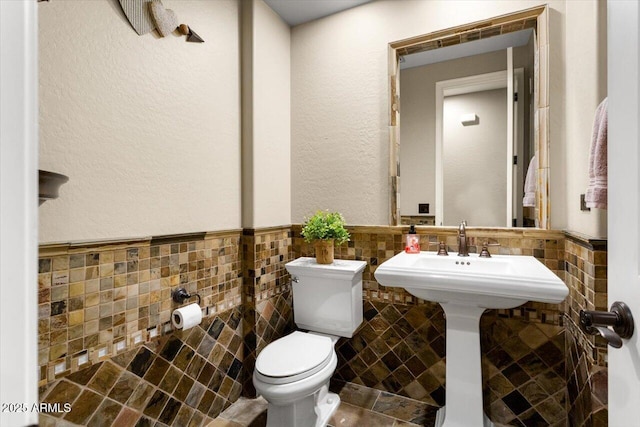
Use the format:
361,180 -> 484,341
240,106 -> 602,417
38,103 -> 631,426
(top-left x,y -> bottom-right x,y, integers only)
286,257 -> 367,276
256,331 -> 333,378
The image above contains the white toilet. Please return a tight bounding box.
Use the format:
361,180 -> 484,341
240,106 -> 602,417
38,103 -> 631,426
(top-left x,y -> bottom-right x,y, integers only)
253,257 -> 367,427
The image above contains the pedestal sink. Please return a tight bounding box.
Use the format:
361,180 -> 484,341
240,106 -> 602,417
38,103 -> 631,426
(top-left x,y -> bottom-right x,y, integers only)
374,251 -> 568,427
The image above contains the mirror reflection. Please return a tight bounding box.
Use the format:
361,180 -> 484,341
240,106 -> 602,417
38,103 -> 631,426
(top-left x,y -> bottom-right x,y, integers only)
399,29 -> 537,227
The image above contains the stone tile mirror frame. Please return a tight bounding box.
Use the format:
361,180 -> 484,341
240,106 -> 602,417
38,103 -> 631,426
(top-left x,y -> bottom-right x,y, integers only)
388,5 -> 550,228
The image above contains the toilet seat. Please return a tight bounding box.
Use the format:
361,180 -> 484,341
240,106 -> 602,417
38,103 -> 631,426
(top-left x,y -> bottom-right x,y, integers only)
255,331 -> 333,385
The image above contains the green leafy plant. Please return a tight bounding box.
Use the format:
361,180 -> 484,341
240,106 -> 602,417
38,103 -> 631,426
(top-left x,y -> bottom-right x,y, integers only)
301,210 -> 350,245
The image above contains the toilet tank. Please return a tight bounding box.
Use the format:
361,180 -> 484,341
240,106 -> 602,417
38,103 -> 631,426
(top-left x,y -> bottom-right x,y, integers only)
285,257 -> 367,338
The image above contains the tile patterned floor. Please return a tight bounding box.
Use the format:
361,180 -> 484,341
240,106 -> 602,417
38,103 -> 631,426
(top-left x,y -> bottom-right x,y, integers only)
207,380 -> 516,427
208,380 -> 434,427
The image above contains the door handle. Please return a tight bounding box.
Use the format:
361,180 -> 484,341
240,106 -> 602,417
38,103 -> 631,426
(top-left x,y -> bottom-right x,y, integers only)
580,301 -> 634,348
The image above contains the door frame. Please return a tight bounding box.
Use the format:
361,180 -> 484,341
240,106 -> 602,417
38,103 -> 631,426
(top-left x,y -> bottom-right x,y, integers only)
0,2 -> 39,426
607,0 -> 640,424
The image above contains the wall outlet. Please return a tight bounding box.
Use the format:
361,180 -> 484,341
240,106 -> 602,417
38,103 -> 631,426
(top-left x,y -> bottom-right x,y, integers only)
419,203 -> 429,214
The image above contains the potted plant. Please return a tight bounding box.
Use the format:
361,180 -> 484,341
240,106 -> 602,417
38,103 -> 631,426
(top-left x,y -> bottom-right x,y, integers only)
301,210 -> 350,264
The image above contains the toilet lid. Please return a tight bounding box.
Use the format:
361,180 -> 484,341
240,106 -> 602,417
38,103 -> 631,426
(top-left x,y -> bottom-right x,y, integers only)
255,331 -> 333,380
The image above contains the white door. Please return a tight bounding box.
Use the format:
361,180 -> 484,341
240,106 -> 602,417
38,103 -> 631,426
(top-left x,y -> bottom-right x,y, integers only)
0,2 -> 39,427
608,1 -> 640,425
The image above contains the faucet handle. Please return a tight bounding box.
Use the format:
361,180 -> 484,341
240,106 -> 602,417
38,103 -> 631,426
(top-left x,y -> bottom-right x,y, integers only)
479,241 -> 500,258
428,241 -> 449,256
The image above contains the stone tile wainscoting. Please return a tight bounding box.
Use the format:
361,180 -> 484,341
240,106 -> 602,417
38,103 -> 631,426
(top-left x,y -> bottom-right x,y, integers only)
37,232 -> 244,426
36,225 -> 608,426
564,233 -> 608,427
240,227 -> 295,397
293,225 -> 568,426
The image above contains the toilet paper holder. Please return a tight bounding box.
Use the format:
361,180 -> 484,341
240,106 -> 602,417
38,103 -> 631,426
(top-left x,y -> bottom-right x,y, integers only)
172,287 -> 201,306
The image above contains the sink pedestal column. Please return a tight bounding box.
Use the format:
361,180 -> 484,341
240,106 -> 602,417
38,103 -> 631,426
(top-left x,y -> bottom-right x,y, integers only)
435,303 -> 494,427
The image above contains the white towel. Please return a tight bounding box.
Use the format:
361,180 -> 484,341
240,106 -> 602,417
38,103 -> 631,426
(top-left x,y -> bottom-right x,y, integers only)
585,98 -> 608,209
523,155 -> 537,207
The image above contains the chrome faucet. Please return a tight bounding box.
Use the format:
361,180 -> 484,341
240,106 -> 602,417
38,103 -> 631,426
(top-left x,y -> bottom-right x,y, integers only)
458,220 -> 469,257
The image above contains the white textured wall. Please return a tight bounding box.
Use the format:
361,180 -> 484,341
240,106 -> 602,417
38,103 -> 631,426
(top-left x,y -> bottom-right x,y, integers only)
251,0 -> 291,228
38,0 -> 605,238
292,0 -> 604,235
38,0 -> 241,243
563,0 -> 607,238
291,2 -> 390,224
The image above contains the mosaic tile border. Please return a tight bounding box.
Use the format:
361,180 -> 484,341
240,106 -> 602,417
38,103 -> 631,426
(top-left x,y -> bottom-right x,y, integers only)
563,232 -> 608,426
240,227 -> 295,397
241,227 -> 293,303
563,232 -> 608,367
292,225 -> 566,324
36,225 -> 609,427
38,231 -> 243,387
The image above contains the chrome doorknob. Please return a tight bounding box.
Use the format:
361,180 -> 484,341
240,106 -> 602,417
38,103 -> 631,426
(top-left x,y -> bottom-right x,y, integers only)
580,301 -> 634,348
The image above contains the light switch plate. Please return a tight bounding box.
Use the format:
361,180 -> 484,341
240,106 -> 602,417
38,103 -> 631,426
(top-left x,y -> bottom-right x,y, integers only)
580,194 -> 591,211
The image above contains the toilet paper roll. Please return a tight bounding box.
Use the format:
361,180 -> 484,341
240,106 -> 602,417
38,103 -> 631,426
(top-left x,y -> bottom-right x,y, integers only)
171,303 -> 202,330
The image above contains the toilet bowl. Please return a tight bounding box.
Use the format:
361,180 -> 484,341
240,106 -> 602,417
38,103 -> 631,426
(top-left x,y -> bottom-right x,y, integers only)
253,257 -> 367,427
253,331 -> 339,427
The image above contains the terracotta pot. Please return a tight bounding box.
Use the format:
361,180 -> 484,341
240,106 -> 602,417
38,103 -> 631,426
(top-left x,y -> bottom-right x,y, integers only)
314,239 -> 335,264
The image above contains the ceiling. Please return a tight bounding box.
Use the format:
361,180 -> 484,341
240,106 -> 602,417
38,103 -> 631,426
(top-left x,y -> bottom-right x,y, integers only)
262,1 -> 532,70
264,0 -> 374,26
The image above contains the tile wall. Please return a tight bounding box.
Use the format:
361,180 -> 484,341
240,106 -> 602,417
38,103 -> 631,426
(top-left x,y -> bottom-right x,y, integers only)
564,233 -> 608,427
39,308 -> 244,427
36,225 -> 608,426
293,225 -> 565,317
328,299 -> 568,426
240,227 -> 295,397
293,225 -> 568,425
37,231 -> 243,426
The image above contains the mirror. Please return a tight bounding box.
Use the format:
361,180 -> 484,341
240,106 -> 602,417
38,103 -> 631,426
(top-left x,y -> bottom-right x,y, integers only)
388,6 -> 550,228
401,33 -> 535,227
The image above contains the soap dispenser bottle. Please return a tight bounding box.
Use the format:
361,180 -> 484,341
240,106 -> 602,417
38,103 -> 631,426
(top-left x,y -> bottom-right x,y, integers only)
405,225 -> 420,253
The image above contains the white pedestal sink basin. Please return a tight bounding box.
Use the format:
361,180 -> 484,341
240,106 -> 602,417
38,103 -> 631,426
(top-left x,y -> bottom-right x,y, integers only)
374,251 -> 568,427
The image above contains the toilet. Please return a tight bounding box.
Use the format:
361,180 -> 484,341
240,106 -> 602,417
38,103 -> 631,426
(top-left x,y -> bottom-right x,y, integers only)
253,257 -> 367,427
